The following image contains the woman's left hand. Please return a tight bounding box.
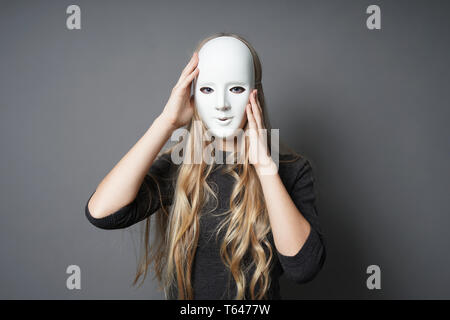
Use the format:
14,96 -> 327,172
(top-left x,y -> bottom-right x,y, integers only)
246,89 -> 278,175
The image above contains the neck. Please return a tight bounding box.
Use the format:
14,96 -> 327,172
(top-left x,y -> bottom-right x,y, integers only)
216,137 -> 235,152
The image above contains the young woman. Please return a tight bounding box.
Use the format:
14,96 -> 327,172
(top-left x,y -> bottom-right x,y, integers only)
85,32 -> 326,300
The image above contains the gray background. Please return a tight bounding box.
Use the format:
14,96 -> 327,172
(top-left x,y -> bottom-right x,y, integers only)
1,0 -> 449,299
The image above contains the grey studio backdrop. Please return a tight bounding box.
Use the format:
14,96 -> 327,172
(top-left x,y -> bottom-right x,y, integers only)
1,0 -> 449,299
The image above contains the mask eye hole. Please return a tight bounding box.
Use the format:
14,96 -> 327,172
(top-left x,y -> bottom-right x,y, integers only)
230,86 -> 245,94
200,87 -> 214,94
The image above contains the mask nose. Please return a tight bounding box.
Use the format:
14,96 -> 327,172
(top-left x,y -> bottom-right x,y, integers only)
215,90 -> 231,111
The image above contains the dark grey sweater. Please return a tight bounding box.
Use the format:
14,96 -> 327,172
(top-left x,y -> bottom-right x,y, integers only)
85,152 -> 326,299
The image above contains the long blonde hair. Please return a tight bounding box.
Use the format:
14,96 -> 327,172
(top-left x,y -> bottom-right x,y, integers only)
133,32 -> 300,299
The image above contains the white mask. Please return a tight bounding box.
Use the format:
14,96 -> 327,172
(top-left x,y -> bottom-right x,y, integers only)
194,36 -> 255,138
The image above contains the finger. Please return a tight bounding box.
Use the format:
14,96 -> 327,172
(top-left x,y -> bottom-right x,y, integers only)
253,90 -> 263,118
255,95 -> 266,131
254,92 -> 266,131
177,52 -> 199,85
181,52 -> 198,77
246,103 -> 257,130
246,104 -> 259,163
254,90 -> 263,116
179,67 -> 199,89
250,91 -> 263,130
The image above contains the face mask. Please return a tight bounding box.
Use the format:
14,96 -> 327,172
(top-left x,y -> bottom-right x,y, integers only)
194,36 -> 255,138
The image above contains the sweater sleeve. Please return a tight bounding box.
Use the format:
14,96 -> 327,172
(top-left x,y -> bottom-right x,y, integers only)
85,153 -> 175,230
275,158 -> 326,284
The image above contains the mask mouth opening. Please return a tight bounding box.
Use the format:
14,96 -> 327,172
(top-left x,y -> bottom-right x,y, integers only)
217,116 -> 233,121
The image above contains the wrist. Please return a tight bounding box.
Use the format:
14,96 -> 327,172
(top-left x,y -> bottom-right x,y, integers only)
254,158 -> 278,176
155,113 -> 177,133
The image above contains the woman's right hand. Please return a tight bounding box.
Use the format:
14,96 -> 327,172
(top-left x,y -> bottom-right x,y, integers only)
159,52 -> 199,130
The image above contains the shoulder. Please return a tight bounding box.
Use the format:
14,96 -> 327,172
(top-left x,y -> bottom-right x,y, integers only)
278,153 -> 315,192
278,153 -> 313,175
